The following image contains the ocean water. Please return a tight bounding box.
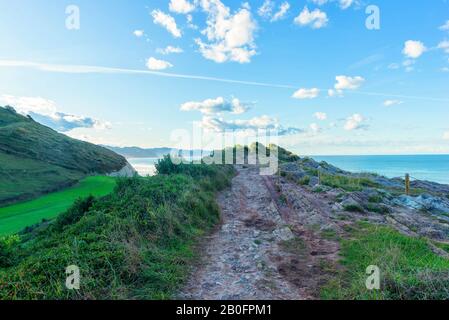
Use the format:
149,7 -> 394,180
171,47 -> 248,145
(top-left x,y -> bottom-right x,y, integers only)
128,158 -> 159,176
313,155 -> 449,185
129,155 -> 449,185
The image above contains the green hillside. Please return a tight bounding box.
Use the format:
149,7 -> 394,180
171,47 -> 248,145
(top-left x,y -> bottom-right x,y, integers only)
0,176 -> 117,236
0,106 -> 127,206
0,158 -> 235,299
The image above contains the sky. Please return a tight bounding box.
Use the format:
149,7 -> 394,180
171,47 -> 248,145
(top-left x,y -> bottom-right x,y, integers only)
0,0 -> 448,155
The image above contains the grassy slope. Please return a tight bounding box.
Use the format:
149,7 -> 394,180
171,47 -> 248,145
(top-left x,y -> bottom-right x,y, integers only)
322,222 -> 449,300
0,176 -> 116,236
0,159 -> 234,300
0,106 -> 127,206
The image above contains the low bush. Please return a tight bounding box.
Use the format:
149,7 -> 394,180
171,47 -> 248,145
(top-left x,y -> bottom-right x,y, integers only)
0,163 -> 235,300
321,223 -> 449,300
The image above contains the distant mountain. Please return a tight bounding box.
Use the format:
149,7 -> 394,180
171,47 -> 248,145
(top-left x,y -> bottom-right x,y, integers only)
0,106 -> 128,206
106,146 -> 208,159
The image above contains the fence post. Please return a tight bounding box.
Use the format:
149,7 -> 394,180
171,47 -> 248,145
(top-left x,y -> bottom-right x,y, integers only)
405,173 -> 410,195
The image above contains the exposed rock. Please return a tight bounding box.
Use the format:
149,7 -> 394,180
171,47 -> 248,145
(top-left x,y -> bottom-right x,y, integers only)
107,162 -> 137,177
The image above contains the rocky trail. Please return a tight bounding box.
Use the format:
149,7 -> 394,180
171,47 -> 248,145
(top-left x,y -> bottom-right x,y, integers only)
178,166 -> 340,300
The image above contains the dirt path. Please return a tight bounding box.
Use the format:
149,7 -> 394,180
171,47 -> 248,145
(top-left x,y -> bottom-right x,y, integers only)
179,166 -> 339,300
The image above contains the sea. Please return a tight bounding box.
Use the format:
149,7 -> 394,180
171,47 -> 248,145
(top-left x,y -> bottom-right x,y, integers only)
313,155 -> 449,185
128,155 -> 449,185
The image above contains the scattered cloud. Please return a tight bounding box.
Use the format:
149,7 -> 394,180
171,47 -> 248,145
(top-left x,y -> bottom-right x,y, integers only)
294,6 -> 328,29
339,0 -> 355,10
334,75 -> 365,90
133,30 -> 144,37
344,113 -> 367,131
402,40 -> 427,59
186,14 -> 198,29
388,63 -> 400,70
309,123 -> 321,133
146,57 -> 173,70
258,1 -> 290,22
311,0 -> 329,5
258,0 -> 274,18
151,9 -> 182,38
157,46 -> 184,55
314,112 -> 327,120
271,2 -> 290,22
444,131 -> 449,140
195,0 -> 257,63
292,88 -> 320,99
169,0 -> 195,14
439,20 -> 449,31
328,89 -> 343,97
384,100 -> 404,107
0,94 -> 110,132
181,97 -> 251,115
200,115 -> 302,136
438,40 -> 449,53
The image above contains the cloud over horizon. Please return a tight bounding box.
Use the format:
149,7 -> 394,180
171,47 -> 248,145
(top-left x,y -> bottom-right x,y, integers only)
0,94 -> 110,132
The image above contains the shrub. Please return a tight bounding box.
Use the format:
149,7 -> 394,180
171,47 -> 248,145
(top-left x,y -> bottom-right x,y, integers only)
321,223 -> 449,300
0,163 -> 234,300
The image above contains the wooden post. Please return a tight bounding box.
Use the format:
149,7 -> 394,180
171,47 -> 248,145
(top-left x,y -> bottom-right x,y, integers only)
405,173 -> 410,195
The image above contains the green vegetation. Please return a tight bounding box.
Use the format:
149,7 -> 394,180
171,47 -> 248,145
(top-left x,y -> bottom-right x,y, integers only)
297,176 -> 311,186
0,176 -> 116,236
0,157 -> 234,299
321,222 -> 449,300
321,173 -> 380,192
343,204 -> 365,213
0,106 -> 126,205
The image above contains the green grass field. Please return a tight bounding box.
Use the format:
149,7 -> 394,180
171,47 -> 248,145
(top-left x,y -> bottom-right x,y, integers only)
0,176 -> 116,236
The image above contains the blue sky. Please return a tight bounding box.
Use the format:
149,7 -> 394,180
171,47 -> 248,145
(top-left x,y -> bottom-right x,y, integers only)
0,0 -> 448,155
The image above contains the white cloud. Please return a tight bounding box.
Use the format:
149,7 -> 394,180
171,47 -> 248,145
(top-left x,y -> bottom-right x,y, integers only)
339,0 -> 354,10
180,97 -> 251,114
196,0 -> 257,64
0,94 -> 110,132
133,30 -> 144,37
439,20 -> 449,31
388,63 -> 400,70
294,6 -> 328,29
146,57 -> 173,70
344,113 -> 366,131
328,89 -> 343,97
157,46 -> 184,55
169,0 -> 195,14
438,40 -> 449,53
314,112 -> 327,120
258,0 -> 274,18
334,75 -> 365,90
444,131 -> 449,140
402,40 -> 427,59
200,115 -> 302,136
311,0 -> 328,5
151,10 -> 182,38
186,14 -> 198,29
309,123 -> 320,133
384,100 -> 404,107
271,2 -> 290,22
292,88 -> 320,99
